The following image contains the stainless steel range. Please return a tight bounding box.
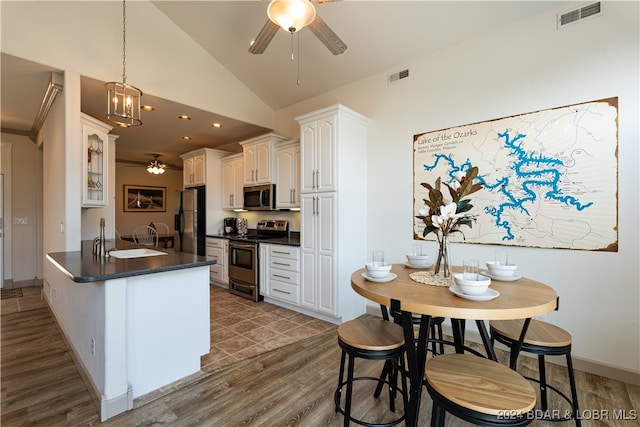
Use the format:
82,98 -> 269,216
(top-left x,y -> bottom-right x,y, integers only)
228,219 -> 289,301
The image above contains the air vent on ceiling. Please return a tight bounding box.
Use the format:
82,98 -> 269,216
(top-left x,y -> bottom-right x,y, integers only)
388,69 -> 410,84
558,2 -> 601,28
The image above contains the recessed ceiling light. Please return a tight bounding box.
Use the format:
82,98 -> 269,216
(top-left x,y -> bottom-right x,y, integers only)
182,136 -> 191,141
212,123 -> 222,128
141,105 -> 155,111
179,115 -> 191,120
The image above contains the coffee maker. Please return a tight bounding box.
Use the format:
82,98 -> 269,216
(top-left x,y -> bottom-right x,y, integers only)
223,217 -> 237,235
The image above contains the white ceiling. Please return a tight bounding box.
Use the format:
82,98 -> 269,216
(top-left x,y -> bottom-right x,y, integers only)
1,1 -> 563,169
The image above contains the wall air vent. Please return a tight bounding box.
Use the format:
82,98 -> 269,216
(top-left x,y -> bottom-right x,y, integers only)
388,69 -> 410,84
558,2 -> 601,28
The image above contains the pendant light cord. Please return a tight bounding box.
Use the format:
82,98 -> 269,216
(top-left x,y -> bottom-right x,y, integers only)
121,0 -> 127,84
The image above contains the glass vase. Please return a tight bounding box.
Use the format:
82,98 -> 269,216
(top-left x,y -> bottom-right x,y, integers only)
433,234 -> 451,279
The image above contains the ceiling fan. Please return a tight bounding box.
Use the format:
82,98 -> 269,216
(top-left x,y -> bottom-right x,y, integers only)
249,0 -> 347,56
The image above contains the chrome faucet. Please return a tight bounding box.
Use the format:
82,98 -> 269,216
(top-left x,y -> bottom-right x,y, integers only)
93,218 -> 107,258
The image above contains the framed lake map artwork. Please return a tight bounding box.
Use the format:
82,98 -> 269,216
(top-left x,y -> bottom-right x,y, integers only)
124,185 -> 166,212
413,97 -> 618,252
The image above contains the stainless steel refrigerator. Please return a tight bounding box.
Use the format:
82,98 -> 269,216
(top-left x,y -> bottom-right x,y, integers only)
176,186 -> 205,255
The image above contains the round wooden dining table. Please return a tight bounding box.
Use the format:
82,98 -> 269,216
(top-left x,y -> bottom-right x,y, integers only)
351,263 -> 558,427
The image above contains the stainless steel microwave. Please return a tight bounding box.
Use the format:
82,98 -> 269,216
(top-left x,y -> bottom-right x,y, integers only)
243,184 -> 276,211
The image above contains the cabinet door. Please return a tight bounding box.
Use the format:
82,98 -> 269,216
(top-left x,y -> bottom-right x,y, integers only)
232,158 -> 244,208
259,244 -> 270,297
82,123 -> 108,207
300,123 -> 316,193
276,148 -> 295,208
316,193 -> 336,315
183,157 -> 194,187
193,154 -> 205,185
316,117 -> 336,192
243,144 -> 257,184
221,159 -> 233,209
254,141 -> 271,184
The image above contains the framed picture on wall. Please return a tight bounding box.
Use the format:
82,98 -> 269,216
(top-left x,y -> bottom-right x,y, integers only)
124,185 -> 166,212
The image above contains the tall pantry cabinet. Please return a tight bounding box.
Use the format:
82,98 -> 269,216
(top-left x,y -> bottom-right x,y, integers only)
296,104 -> 370,323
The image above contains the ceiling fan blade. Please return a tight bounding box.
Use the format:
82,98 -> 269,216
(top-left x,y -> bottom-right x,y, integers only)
249,19 -> 280,54
308,14 -> 347,55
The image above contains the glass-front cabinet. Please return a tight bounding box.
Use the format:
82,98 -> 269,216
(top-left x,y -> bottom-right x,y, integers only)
81,113 -> 113,207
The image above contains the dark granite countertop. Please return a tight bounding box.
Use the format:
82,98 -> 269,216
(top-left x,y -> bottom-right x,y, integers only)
47,241 -> 216,283
206,232 -> 300,247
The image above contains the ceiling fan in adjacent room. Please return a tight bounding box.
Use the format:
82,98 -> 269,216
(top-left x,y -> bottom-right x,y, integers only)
249,0 -> 347,56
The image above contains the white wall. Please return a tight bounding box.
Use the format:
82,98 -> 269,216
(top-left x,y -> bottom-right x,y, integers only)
0,1 -> 274,131
275,3 -> 640,377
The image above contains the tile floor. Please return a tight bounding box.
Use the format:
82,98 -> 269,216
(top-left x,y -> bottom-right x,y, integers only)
202,285 -> 337,372
0,284 -> 337,374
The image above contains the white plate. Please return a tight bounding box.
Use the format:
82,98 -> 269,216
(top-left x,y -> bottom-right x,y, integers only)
362,272 -> 397,283
449,284 -> 500,301
481,270 -> 522,282
404,262 -> 433,270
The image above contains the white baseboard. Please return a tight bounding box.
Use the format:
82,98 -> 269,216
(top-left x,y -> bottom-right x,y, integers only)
364,305 -> 640,386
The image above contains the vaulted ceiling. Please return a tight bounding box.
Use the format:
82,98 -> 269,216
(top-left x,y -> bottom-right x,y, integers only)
1,1 -> 563,169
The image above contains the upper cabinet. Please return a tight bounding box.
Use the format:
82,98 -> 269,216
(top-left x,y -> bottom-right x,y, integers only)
221,153 -> 244,210
298,112 -> 337,193
239,133 -> 289,186
81,113 -> 115,207
275,141 -> 300,209
181,149 -> 206,188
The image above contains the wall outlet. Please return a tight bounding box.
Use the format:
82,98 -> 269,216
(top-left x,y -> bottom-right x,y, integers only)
91,338 -> 96,356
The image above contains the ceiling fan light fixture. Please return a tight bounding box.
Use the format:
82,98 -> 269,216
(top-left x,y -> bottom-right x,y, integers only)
146,156 -> 166,174
268,0 -> 316,33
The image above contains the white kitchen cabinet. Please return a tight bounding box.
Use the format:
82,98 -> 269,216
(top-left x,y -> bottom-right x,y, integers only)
81,113 -> 114,207
300,193 -> 335,314
207,237 -> 228,286
239,133 -> 288,186
221,154 -> 244,210
296,104 -> 370,322
261,243 -> 300,304
299,113 -> 336,193
275,141 -> 300,209
181,150 -> 206,188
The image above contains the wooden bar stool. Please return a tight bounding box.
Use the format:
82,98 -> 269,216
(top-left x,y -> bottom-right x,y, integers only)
335,317 -> 408,427
490,319 -> 581,426
425,353 -> 537,426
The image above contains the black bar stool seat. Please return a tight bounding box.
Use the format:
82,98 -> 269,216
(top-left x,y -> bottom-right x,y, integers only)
335,317 -> 408,426
490,319 -> 581,426
425,353 -> 537,426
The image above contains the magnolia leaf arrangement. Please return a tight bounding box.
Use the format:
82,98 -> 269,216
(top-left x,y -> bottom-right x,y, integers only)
417,166 -> 484,239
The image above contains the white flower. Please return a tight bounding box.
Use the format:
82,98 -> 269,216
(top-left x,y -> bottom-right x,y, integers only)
453,171 -> 466,182
431,214 -> 444,229
418,204 -> 429,216
440,202 -> 460,220
450,180 -> 461,191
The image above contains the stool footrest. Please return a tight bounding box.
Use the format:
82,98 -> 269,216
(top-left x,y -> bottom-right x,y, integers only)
334,376 -> 406,427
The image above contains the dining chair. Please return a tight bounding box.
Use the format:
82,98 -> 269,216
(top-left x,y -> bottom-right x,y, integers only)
132,225 -> 159,246
425,353 -> 536,426
115,228 -> 122,240
154,222 -> 172,248
334,316 -> 408,427
490,319 -> 581,426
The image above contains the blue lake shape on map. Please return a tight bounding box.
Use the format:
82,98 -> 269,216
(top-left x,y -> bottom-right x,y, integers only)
423,130 -> 594,241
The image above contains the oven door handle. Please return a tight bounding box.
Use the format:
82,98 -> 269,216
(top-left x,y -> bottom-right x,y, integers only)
230,242 -> 256,249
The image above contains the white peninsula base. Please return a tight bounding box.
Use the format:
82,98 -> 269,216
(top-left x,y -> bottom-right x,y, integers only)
45,260 -> 210,421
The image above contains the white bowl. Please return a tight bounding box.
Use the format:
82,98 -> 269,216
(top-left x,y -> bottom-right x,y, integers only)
453,273 -> 492,295
365,262 -> 392,278
406,254 -> 430,267
486,261 -> 518,277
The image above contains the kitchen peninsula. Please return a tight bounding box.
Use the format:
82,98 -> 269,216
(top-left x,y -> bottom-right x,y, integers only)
45,244 -> 215,421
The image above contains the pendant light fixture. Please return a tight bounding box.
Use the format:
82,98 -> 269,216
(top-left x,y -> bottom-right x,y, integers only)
106,0 -> 142,127
146,154 -> 166,175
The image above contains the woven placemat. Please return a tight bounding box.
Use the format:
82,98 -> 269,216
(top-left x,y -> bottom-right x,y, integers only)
409,271 -> 452,287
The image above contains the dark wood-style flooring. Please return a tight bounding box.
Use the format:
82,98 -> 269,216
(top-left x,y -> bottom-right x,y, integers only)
2,286 -> 639,426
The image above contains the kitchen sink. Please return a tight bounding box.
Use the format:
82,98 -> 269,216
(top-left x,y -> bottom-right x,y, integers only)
108,248 -> 168,259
